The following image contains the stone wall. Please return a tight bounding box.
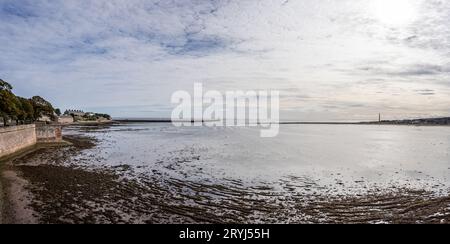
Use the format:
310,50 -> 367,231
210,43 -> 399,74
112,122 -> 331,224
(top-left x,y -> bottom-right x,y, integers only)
0,124 -> 63,159
57,116 -> 74,124
36,124 -> 62,142
0,125 -> 37,158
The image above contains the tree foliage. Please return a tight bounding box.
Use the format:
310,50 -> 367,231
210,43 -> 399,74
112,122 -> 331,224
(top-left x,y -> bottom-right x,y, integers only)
0,79 -> 55,126
0,79 -> 13,91
31,96 -> 55,121
81,113 -> 111,121
0,89 -> 19,125
18,97 -> 35,122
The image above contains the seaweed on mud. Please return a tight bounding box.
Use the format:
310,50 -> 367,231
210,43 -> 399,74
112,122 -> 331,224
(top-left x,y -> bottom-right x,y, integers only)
4,130 -> 450,224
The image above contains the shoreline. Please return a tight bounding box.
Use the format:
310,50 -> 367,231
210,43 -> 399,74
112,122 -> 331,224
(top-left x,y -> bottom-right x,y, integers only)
0,143 -> 47,224
0,140 -> 73,224
113,119 -> 450,127
1,126 -> 450,224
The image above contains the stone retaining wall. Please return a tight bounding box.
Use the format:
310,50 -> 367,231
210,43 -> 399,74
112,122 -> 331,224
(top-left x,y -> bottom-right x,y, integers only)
0,125 -> 37,158
0,124 -> 63,159
36,125 -> 62,142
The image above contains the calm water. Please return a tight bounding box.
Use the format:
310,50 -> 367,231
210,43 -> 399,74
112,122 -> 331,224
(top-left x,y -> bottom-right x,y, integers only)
65,123 -> 450,195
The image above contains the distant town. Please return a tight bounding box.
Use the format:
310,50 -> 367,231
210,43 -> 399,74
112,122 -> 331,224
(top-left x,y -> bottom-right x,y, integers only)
0,79 -> 111,126
2,78 -> 449,127
58,109 -> 112,124
361,117 -> 450,126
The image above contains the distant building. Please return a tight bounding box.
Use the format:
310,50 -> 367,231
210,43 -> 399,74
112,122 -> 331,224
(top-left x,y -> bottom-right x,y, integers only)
37,115 -> 52,122
65,109 -> 85,117
57,115 -> 74,124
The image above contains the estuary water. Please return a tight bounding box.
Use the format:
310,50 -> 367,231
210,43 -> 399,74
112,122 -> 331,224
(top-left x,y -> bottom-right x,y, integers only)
65,123 -> 450,195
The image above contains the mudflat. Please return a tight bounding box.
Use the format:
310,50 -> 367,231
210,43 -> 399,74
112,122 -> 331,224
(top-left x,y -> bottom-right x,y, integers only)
1,128 -> 449,223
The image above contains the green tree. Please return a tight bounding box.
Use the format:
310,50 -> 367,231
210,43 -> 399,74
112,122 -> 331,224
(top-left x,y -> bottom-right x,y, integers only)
96,113 -> 112,120
54,108 -> 61,116
18,97 -> 35,123
0,79 -> 13,91
31,96 -> 55,121
0,79 -> 14,125
0,89 -> 20,126
10,95 -> 23,125
1,79 -> 57,126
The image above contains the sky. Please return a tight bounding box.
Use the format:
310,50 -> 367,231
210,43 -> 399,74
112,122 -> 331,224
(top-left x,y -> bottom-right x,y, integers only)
0,0 -> 449,121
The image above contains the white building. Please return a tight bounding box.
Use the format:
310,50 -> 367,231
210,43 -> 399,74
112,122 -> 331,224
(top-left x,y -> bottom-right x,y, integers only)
57,115 -> 74,124
65,110 -> 85,117
37,115 -> 52,122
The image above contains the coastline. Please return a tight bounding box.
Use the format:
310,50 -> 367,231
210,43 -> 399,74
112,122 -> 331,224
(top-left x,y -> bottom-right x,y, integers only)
114,119 -> 450,127
0,144 -> 42,224
0,141 -> 72,223
0,125 -> 449,223
71,120 -> 115,126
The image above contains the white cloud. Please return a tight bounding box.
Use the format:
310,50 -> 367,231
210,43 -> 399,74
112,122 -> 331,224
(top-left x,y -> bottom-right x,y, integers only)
0,0 -> 449,120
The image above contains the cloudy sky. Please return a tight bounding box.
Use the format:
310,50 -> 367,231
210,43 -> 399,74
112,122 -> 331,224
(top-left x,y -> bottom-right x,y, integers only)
1,0 -> 449,121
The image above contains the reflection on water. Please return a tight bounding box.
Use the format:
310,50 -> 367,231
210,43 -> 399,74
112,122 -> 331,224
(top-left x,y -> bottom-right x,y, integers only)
64,123 -> 450,195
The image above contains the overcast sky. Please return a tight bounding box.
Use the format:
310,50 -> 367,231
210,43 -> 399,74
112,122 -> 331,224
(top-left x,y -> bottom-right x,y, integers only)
1,0 -> 449,120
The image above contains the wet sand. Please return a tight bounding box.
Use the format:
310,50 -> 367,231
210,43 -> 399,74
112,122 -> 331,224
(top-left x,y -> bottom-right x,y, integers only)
1,133 -> 450,224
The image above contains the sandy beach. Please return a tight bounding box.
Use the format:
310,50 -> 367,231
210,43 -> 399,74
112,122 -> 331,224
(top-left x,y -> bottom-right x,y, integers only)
0,125 -> 449,224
